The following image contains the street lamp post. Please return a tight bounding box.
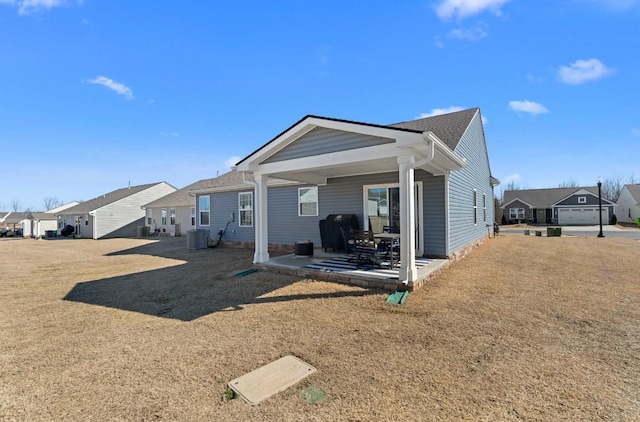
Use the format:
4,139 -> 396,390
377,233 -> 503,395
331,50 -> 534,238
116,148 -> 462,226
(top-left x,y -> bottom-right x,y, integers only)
597,180 -> 605,238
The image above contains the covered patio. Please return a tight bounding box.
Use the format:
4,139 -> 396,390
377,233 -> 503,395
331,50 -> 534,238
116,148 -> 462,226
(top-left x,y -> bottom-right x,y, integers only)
255,247 -> 450,291
234,115 -> 465,288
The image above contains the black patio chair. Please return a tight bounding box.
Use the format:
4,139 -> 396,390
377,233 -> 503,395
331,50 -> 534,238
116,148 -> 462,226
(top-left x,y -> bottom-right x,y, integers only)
352,229 -> 382,269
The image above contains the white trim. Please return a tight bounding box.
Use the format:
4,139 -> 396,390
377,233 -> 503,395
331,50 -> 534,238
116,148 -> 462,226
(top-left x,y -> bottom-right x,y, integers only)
198,195 -> 210,226
298,186 -> 318,217
445,172 -> 450,257
238,192 -> 254,227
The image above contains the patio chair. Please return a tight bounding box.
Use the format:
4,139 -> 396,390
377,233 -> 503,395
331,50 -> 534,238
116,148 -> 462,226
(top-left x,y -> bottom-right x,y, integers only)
339,226 -> 355,254
352,229 -> 382,269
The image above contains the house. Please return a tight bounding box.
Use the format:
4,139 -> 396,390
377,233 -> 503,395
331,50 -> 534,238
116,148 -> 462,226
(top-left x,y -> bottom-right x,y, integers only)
141,179 -> 222,236
194,107 -> 498,287
1,212 -> 30,235
615,184 -> 640,225
19,212 -> 57,238
55,182 -> 177,239
501,187 -> 615,225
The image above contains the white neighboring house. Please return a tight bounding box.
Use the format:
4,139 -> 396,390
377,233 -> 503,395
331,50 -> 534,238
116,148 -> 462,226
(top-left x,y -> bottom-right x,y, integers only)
616,184 -> 640,225
20,212 -> 57,238
142,179 -> 216,236
55,182 -> 177,239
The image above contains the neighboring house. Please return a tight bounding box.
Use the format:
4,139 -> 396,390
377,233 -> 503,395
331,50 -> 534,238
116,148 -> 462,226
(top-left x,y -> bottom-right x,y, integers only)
20,212 -> 57,238
501,187 -> 615,225
195,107 -> 498,287
0,212 -> 10,230
142,179 -> 219,236
615,184 -> 640,224
1,212 -> 30,235
55,182 -> 177,239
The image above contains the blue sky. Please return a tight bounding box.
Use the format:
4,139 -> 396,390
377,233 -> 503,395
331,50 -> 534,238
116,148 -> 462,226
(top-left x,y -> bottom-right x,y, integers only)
1,0 -> 639,211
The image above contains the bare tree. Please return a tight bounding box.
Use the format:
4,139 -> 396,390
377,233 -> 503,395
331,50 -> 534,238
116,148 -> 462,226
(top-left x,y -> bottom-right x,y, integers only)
600,176 -> 624,202
558,179 -> 579,188
43,197 -> 62,211
629,173 -> 637,184
11,199 -> 20,212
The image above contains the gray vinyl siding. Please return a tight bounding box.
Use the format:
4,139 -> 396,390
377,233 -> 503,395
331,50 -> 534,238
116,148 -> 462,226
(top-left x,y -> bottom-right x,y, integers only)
416,171 -> 447,257
448,112 -> 495,254
505,200 -> 532,223
556,194 -> 602,206
263,127 -> 394,164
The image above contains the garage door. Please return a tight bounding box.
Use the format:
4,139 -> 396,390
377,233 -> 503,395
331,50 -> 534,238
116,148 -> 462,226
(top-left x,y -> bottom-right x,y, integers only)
558,208 -> 608,225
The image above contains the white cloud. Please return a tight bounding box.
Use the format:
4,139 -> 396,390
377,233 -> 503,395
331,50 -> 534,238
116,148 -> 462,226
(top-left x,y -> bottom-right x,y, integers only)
434,0 -> 511,20
224,156 -> 241,169
502,173 -> 521,185
447,26 -> 488,42
87,76 -> 134,100
418,106 -> 465,119
0,0 -> 80,15
418,106 -> 488,125
558,58 -> 615,85
632,128 -> 640,137
508,100 -> 549,115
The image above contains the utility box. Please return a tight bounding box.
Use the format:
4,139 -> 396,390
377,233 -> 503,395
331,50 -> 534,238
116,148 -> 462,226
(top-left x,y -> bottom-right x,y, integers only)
187,229 -> 208,250
547,227 -> 562,237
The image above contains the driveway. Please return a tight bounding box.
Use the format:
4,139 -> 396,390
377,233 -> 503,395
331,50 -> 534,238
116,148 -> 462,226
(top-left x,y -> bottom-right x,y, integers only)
500,224 -> 640,239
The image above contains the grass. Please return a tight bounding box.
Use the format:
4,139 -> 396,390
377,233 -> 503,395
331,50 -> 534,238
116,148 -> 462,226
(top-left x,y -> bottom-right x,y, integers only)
1,234 -> 639,421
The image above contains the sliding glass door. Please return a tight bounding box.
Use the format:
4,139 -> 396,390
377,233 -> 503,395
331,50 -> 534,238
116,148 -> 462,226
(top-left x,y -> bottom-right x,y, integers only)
363,183 -> 423,255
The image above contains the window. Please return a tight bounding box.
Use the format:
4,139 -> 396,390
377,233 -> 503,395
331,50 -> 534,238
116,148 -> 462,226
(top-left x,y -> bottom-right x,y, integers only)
473,190 -> 478,224
169,208 -> 176,225
298,187 -> 318,216
578,196 -> 586,204
191,207 -> 195,226
161,208 -> 167,225
509,208 -> 525,220
199,195 -> 210,226
483,193 -> 487,223
239,192 -> 253,227
146,209 -> 152,225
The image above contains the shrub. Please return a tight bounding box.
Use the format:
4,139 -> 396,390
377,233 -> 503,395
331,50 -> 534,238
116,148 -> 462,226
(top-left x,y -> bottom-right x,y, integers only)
610,214 -> 617,225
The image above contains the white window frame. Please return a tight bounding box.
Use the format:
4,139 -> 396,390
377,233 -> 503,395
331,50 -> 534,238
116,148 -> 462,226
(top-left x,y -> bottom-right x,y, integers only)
483,193 -> 487,223
509,207 -> 525,220
578,196 -> 586,204
298,187 -> 318,217
199,195 -> 210,226
473,189 -> 478,225
161,208 -> 167,225
146,209 -> 152,225
169,208 -> 176,225
238,192 -> 253,227
190,207 -> 195,226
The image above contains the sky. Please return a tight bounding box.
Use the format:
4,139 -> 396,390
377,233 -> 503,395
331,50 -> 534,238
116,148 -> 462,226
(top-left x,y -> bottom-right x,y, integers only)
1,0 -> 639,211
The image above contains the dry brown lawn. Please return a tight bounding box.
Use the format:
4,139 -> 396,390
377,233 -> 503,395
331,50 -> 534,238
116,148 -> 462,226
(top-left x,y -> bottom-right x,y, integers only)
1,234 -> 638,421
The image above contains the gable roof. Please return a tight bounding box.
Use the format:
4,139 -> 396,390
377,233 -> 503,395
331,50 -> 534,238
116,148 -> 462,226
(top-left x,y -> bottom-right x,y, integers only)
1,212 -> 32,224
502,187 -> 603,208
623,184 -> 640,203
236,108 -> 479,168
57,182 -> 168,215
143,178 -> 215,208
389,108 -> 479,151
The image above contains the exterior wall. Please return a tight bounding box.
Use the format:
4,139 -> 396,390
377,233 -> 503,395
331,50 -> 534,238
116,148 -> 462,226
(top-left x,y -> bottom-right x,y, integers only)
198,171 -> 449,256
615,188 -> 640,224
93,183 -> 176,239
263,127 -> 394,164
448,111 -> 495,255
554,193 -> 614,225
34,219 -> 57,236
504,200 -> 533,224
146,206 -> 194,235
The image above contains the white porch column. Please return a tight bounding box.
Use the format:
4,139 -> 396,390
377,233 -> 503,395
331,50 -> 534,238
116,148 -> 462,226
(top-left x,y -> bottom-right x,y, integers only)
398,156 -> 417,285
253,173 -> 270,263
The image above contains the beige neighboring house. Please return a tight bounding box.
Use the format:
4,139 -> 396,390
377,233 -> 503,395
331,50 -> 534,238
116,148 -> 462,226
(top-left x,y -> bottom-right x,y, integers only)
142,178 -> 220,236
616,184 -> 640,224
55,182 -> 177,239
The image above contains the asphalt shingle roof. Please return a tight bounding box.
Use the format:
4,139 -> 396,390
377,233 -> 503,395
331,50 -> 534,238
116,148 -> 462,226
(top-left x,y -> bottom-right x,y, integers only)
389,108 -> 479,150
502,187 -> 600,208
624,184 -> 640,203
57,182 -> 166,215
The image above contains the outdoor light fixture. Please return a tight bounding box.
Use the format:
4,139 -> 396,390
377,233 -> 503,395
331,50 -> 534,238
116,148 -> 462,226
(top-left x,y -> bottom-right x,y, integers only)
597,179 -> 605,238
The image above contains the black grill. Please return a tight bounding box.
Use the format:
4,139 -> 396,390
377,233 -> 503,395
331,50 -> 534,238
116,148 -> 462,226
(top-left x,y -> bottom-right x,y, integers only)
319,214 -> 359,251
